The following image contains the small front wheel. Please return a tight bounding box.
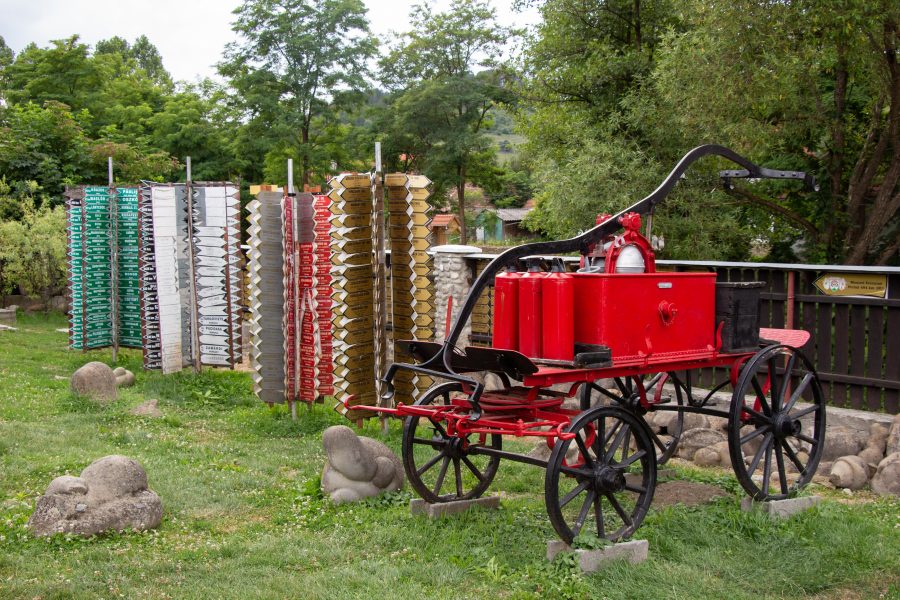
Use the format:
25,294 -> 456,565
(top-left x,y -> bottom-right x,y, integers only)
402,382 -> 501,503
545,406 -> 657,544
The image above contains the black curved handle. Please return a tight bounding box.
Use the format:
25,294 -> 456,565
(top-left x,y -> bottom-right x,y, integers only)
390,144 -> 814,414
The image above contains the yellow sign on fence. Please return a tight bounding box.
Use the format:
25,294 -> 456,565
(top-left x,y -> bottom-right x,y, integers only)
813,273 -> 887,298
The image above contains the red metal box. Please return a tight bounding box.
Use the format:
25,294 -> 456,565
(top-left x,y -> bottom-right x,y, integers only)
572,272 -> 717,359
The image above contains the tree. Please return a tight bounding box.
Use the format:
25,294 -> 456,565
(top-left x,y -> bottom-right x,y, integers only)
380,0 -> 515,244
0,35 -> 14,101
220,0 -> 377,185
647,0 -> 900,264
0,193 -> 67,301
0,100 -> 92,197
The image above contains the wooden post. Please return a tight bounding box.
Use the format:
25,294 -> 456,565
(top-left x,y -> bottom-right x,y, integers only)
108,157 -> 119,364
184,157 -> 202,373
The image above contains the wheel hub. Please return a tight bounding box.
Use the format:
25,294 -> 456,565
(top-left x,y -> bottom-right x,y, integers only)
593,465 -> 626,493
444,436 -> 465,458
773,413 -> 802,439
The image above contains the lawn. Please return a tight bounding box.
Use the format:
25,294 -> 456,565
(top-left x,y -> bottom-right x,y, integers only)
1,313 -> 898,599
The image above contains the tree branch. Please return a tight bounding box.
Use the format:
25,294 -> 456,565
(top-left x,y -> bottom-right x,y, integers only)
724,187 -> 819,237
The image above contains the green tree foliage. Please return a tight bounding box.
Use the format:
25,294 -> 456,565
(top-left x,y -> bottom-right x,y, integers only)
0,185 -> 67,300
379,0 -> 516,243
0,100 -> 92,198
220,0 -> 377,185
521,0 -> 899,264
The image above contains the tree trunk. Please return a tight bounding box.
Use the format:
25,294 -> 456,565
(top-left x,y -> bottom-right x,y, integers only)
634,0 -> 642,52
457,164 -> 467,245
826,42 -> 848,250
301,124 -> 310,187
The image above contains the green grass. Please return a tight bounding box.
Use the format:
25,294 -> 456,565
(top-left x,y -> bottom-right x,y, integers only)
1,313 -> 899,599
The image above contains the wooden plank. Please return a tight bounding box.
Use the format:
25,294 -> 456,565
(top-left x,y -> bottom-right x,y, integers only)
848,306 -> 867,409
816,295 -> 834,408
770,269 -> 786,329
832,304 -> 850,408
884,274 -> 900,414
864,306 -> 885,411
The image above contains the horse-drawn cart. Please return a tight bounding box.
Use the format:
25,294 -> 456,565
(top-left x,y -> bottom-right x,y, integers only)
350,145 -> 826,544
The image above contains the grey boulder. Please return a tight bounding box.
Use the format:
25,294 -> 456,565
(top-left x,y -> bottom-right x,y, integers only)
870,452 -> 900,497
70,362 -> 117,403
27,455 -> 162,537
321,425 -> 404,504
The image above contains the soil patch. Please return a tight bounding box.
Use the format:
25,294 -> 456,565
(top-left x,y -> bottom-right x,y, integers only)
652,480 -> 730,508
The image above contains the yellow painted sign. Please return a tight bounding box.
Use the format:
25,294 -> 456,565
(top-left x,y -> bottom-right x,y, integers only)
331,173 -> 371,189
386,188 -> 410,201
406,175 -> 432,189
331,226 -> 373,241
384,173 -> 408,187
814,273 -> 887,298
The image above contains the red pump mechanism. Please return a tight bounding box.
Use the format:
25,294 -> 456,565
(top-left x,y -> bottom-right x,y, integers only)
492,265 -> 521,350
518,258 -> 544,358
542,258 -> 574,361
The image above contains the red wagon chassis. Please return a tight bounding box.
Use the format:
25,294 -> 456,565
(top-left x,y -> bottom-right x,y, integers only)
355,145 -> 826,545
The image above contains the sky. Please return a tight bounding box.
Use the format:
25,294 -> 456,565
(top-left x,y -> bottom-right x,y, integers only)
0,0 -> 540,83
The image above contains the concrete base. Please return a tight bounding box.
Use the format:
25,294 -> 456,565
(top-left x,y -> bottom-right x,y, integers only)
410,495 -> 500,518
741,495 -> 821,519
547,539 -> 649,572
0,307 -> 15,324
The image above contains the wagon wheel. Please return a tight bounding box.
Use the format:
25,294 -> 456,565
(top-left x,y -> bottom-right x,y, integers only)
580,374 -> 684,465
728,344 -> 826,501
545,406 -> 657,544
402,382 -> 502,503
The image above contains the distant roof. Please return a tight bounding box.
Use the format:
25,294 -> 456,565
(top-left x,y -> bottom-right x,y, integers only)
495,207 -> 532,222
430,214 -> 460,228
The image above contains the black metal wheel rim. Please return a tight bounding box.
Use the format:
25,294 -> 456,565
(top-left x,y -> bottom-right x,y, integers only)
402,382 -> 501,503
728,344 -> 826,501
545,406 -> 657,544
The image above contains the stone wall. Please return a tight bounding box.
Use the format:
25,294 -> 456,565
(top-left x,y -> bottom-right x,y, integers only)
432,245 -> 481,345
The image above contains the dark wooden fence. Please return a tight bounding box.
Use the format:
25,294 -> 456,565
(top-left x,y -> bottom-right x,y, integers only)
454,255 -> 899,414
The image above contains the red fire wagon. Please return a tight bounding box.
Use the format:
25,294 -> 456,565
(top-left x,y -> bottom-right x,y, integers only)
354,145 -> 826,544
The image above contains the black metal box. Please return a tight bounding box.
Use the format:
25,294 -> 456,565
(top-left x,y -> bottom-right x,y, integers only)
715,281 -> 765,353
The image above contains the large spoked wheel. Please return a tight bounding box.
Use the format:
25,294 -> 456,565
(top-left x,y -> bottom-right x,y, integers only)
728,345 -> 826,501
545,406 -> 657,544
580,374 -> 684,465
402,382 -> 501,503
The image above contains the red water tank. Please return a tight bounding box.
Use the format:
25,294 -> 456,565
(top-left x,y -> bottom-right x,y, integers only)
542,259 -> 574,361
518,258 -> 544,358
493,266 -> 520,350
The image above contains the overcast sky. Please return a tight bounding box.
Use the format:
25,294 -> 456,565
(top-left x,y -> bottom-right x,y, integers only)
0,0 -> 540,83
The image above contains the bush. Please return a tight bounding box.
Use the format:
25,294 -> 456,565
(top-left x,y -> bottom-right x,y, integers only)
0,189 -> 67,299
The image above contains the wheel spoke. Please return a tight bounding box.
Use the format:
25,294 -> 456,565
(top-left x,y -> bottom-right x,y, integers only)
751,376 -> 773,416
594,494 -> 605,538
762,443 -> 774,496
604,422 -> 630,462
617,449 -> 646,468
572,490 -> 595,536
648,428 -> 667,453
596,386 -> 625,403
790,403 -> 819,419
624,482 -> 646,494
796,433 -> 818,447
602,419 -> 623,447
774,440 -> 789,495
777,352 -> 797,408
741,402 -> 771,424
432,456 -> 450,496
785,373 -> 813,413
416,450 -> 447,476
606,492 -> 633,526
428,420 -> 449,439
782,440 -> 806,473
748,432 -> 774,476
740,425 -> 771,445
575,432 -> 596,468
412,437 -> 447,446
593,413 -> 606,456
461,456 -> 484,482
454,458 -> 463,497
559,479 -> 591,509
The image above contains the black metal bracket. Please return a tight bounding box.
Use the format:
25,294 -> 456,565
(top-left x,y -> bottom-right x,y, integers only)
381,144 -> 816,419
